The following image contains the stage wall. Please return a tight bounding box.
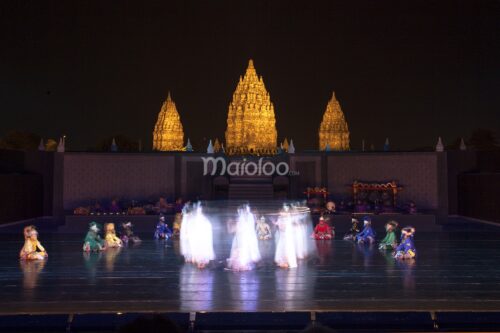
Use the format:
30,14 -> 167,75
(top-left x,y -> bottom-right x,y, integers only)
58,152 -> 447,212
62,153 -> 176,210
326,153 -> 440,209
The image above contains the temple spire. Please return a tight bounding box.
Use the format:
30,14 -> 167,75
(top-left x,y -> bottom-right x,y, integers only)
152,92 -> 184,151
225,59 -> 277,155
318,91 -> 350,151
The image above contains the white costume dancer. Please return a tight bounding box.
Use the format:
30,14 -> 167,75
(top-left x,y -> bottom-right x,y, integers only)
180,203 -> 215,268
291,205 -> 309,260
227,205 -> 261,271
274,205 -> 298,268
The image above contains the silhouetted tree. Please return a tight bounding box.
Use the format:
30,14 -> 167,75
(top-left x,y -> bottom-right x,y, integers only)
0,130 -> 40,151
469,129 -> 499,151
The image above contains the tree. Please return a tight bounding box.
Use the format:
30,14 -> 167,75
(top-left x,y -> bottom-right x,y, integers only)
469,129 -> 499,151
0,130 -> 40,151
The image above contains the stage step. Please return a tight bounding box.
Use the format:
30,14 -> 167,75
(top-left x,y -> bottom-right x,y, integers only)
229,175 -> 273,184
228,183 -> 274,200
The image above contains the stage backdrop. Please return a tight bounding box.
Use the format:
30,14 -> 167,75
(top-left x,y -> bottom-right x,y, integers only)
57,152 -> 451,214
326,153 -> 440,210
62,153 -> 175,210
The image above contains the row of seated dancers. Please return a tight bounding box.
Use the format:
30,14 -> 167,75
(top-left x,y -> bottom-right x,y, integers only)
19,211 -> 416,268
312,215 -> 416,259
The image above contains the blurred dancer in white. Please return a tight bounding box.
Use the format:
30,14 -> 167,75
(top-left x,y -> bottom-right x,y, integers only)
227,205 -> 261,271
180,203 -> 215,269
274,205 -> 298,268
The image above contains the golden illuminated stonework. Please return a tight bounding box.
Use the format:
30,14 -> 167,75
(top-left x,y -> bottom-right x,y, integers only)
225,59 -> 277,155
152,92 -> 184,151
319,91 -> 350,151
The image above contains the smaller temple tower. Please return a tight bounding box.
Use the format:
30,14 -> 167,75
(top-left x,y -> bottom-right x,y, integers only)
152,92 -> 184,151
318,91 -> 350,151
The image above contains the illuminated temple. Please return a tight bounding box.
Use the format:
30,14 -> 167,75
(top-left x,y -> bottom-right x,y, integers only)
318,91 -> 350,151
152,92 -> 184,151
225,59 -> 278,155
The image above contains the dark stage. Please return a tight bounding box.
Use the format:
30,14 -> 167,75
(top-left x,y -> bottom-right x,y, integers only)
1,219 -> 500,316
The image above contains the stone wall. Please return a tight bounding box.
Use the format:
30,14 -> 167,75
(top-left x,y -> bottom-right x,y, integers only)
326,153 -> 440,209
62,153 -> 176,210
59,152 -> 445,212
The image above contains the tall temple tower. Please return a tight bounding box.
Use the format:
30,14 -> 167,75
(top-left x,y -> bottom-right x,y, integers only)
152,92 -> 184,151
318,92 -> 350,151
225,59 -> 278,155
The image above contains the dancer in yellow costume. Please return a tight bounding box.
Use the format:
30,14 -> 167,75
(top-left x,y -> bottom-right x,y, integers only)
104,223 -> 123,248
19,226 -> 48,260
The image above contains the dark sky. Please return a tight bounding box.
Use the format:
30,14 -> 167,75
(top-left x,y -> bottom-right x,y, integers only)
1,0 -> 499,151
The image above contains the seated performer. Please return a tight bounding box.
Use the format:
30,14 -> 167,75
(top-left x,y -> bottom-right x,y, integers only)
19,226 -> 48,260
91,201 -> 104,214
154,215 -> 172,240
108,198 -> 121,214
256,216 -> 272,240
379,220 -> 398,250
172,198 -> 187,239
311,217 -> 334,240
104,223 -> 123,248
355,200 -> 370,213
120,221 -> 141,245
322,201 -> 336,226
394,226 -> 417,260
83,222 -> 106,252
407,201 -> 418,214
343,218 -> 360,241
155,196 -> 169,215
337,200 -> 347,212
355,216 -> 376,244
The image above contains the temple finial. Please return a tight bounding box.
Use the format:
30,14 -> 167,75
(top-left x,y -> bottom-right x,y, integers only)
435,137 -> 444,152
248,59 -> 254,68
167,91 -> 172,101
459,137 -> 467,151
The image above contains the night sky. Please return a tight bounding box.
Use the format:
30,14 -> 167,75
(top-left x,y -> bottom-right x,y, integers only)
1,0 -> 499,151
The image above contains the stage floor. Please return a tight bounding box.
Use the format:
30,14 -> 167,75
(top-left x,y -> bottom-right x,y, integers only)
1,219 -> 500,315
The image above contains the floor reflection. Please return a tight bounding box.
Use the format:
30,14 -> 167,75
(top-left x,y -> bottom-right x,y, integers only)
83,251 -> 102,283
397,259 -> 416,291
20,259 -> 46,298
315,240 -> 333,265
275,264 -> 315,311
227,270 -> 260,311
356,242 -> 375,268
104,247 -> 122,272
180,264 -> 215,311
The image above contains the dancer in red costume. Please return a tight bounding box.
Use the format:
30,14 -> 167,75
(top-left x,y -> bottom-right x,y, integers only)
311,217 -> 334,240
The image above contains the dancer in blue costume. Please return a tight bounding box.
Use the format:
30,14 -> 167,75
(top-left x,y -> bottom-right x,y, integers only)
394,226 -> 417,259
355,216 -> 376,244
154,215 -> 172,240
